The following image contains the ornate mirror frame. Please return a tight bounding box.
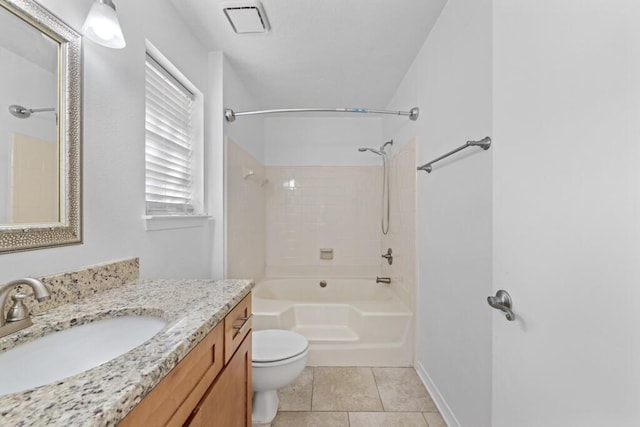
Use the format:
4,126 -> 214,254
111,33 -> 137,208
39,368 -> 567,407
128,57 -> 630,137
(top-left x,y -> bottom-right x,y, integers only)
0,0 -> 81,253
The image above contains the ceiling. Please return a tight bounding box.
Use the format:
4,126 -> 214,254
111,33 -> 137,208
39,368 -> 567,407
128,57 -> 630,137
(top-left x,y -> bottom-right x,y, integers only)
171,0 -> 447,110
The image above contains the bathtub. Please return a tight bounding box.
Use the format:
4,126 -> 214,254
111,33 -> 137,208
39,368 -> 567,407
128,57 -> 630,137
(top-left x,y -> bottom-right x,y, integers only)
252,278 -> 413,366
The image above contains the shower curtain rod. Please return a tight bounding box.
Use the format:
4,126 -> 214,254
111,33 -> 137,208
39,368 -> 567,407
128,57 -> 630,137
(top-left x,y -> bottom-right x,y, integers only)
224,106 -> 420,122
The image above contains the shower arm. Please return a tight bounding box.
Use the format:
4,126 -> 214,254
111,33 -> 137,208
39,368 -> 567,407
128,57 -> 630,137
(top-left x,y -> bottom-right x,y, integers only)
26,107 -> 55,113
224,107 -> 419,122
380,140 -> 393,152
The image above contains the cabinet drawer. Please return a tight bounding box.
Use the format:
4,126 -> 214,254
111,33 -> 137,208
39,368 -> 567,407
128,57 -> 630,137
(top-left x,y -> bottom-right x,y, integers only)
224,293 -> 252,364
119,322 -> 224,427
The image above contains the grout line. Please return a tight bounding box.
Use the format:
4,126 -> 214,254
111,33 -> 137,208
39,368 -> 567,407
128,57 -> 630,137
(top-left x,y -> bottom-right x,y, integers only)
422,411 -> 431,427
310,366 -> 315,412
369,366 -> 386,412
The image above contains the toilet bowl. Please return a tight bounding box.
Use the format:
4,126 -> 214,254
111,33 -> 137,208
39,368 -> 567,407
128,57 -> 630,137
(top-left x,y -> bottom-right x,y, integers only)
252,329 -> 309,427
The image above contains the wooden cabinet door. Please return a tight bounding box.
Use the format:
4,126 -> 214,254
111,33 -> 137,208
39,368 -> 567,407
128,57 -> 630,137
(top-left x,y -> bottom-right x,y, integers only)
187,332 -> 252,427
119,323 -> 224,427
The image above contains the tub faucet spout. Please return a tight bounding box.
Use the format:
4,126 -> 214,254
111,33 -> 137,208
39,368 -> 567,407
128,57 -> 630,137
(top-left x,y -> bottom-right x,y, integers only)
376,277 -> 391,285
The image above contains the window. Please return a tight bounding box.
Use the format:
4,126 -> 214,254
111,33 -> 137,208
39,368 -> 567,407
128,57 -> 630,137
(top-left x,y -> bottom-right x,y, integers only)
144,45 -> 204,217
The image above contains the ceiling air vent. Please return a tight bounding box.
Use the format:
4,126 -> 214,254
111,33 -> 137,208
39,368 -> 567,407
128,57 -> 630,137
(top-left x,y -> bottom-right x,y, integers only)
222,1 -> 270,34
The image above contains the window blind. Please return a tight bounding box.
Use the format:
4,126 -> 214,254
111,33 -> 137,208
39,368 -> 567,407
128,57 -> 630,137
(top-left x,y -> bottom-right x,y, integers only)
145,53 -> 195,215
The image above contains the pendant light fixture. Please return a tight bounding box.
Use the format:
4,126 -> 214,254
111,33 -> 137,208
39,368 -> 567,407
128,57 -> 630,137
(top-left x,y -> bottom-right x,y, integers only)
82,0 -> 126,49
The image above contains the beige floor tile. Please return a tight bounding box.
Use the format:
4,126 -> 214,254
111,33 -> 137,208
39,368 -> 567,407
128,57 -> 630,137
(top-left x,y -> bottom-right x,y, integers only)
372,367 -> 437,412
278,367 -> 314,411
349,411 -> 428,427
312,367 -> 383,411
272,411 -> 349,427
423,412 -> 447,427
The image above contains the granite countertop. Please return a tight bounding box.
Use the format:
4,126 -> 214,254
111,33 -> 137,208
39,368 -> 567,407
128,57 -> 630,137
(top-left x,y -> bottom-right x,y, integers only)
0,278 -> 253,427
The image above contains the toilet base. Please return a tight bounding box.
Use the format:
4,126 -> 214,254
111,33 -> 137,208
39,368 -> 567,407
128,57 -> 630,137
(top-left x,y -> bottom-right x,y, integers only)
252,390 -> 279,427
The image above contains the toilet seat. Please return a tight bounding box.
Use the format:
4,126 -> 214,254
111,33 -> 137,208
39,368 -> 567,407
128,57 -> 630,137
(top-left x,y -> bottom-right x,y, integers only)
252,329 -> 309,365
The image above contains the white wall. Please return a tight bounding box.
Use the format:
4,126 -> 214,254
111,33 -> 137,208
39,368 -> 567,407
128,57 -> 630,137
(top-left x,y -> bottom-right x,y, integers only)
384,0 -> 492,425
492,1 -> 640,425
220,55 -> 266,279
225,138 -> 266,281
264,116 -> 382,166
206,51 -> 225,279
0,0 -> 218,282
0,46 -> 57,223
223,59 -> 265,163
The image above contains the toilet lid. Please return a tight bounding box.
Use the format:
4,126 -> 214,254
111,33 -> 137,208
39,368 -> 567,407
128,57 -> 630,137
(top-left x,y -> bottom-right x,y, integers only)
253,329 -> 309,363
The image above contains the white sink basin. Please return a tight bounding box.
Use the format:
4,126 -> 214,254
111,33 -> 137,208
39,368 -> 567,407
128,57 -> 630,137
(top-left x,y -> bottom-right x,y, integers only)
0,315 -> 166,397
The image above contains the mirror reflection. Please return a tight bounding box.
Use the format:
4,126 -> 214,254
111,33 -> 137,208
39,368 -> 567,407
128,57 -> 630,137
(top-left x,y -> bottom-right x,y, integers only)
0,7 -> 59,225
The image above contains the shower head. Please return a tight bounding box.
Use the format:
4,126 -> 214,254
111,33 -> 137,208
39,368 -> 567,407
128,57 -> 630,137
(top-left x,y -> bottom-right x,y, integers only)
9,105 -> 33,119
358,147 -> 384,156
358,140 -> 393,156
9,104 -> 56,119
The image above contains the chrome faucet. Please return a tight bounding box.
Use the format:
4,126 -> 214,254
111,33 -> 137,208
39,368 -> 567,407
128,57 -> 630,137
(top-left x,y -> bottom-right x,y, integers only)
0,278 -> 51,338
376,277 -> 391,284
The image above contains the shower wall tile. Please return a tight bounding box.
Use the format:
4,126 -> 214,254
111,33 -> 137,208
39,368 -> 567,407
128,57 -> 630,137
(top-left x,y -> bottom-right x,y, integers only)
265,166 -> 381,277
226,138 -> 266,281
381,139 -> 417,309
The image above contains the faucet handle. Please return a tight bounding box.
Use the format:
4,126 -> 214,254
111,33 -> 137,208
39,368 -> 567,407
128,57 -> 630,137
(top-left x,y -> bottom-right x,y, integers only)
6,293 -> 30,323
381,248 -> 393,265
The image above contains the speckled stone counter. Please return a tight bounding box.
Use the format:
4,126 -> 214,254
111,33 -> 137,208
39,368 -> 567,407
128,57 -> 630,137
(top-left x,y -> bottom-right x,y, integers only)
0,278 -> 253,426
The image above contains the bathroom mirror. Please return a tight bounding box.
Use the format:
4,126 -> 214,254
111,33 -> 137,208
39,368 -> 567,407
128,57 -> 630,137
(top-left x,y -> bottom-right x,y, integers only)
0,0 -> 81,253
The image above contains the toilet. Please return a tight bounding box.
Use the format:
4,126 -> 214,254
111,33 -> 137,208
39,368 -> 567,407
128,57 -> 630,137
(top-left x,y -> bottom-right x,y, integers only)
252,329 -> 309,427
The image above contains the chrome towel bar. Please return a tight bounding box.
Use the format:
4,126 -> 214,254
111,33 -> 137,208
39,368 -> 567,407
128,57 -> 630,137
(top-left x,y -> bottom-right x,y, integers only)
417,136 -> 491,173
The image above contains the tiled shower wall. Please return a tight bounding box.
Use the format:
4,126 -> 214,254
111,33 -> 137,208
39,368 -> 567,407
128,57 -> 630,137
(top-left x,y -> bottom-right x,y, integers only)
225,138 -> 266,280
381,139 -> 417,308
265,166 -> 382,277
225,136 -> 415,299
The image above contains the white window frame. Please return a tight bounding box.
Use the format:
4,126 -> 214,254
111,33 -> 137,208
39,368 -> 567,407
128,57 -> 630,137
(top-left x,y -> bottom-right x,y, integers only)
143,41 -> 208,231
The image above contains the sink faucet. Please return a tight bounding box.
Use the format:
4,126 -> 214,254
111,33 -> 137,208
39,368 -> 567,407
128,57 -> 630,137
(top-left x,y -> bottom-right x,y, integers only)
0,278 -> 50,338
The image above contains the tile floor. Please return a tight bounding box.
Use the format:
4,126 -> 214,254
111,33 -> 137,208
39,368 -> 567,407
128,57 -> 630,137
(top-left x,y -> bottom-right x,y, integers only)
272,367 -> 447,427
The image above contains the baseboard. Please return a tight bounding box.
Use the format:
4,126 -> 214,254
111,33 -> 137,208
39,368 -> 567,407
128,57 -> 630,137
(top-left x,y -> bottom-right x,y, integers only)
415,361 -> 461,427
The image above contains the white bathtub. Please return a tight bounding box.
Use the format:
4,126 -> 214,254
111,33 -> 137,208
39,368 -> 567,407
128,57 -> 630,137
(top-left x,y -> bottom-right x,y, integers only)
252,278 -> 413,366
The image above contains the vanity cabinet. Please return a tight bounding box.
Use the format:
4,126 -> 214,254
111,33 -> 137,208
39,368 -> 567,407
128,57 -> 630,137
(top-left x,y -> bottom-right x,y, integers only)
186,332 -> 251,426
118,293 -> 252,427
